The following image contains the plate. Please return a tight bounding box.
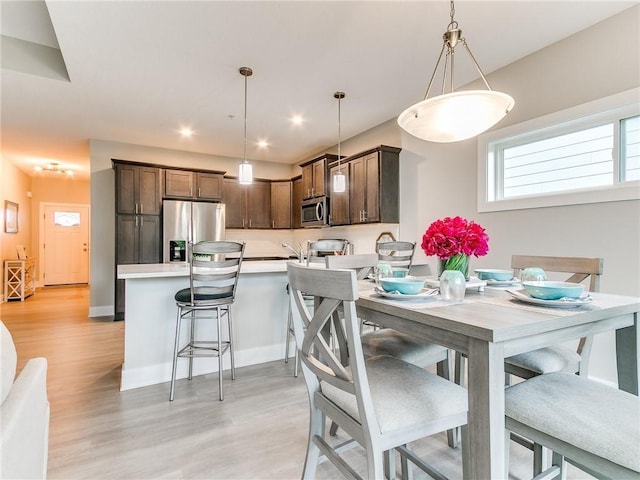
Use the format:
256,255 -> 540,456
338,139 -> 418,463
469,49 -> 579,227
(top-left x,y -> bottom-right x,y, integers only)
374,286 -> 438,300
485,278 -> 520,287
506,289 -> 592,308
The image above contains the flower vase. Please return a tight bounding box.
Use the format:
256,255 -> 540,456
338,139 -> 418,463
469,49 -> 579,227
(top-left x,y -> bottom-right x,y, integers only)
439,253 -> 470,280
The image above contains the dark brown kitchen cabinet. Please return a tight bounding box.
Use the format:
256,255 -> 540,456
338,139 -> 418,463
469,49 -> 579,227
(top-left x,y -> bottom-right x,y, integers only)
115,163 -> 162,215
300,154 -> 339,200
291,176 -> 302,228
116,214 -> 162,265
328,163 -> 350,225
348,146 -> 400,224
223,178 -> 271,229
165,169 -> 223,200
271,181 -> 292,229
114,212 -> 161,320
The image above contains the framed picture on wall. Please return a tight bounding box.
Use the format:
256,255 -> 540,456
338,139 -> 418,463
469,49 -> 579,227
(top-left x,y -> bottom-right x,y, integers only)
4,200 -> 18,233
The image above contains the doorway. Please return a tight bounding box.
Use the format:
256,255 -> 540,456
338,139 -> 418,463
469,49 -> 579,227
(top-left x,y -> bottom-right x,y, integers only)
40,203 -> 90,285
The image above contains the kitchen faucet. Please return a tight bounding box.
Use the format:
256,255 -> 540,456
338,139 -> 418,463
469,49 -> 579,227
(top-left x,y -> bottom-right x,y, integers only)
282,242 -> 304,262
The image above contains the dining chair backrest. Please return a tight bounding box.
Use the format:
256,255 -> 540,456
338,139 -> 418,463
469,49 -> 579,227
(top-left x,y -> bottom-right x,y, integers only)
325,253 -> 378,280
306,239 -> 349,265
376,241 -> 416,269
511,255 -> 603,292
286,263 -> 378,429
510,254 -> 603,376
187,241 -> 245,306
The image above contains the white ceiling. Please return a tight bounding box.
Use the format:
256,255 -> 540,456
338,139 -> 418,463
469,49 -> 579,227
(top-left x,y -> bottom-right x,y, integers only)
1,0 -> 636,181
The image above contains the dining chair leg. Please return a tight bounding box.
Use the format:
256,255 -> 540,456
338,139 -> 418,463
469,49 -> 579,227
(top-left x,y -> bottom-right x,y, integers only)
302,409 -> 323,480
217,308 -> 224,401
227,306 -> 236,380
169,308 -> 182,401
533,442 -> 550,476
437,353 -> 459,449
285,302 -> 293,364
188,309 -> 195,380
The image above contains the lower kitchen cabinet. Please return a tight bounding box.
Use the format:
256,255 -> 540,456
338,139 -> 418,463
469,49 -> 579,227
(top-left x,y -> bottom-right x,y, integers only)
115,213 -> 161,319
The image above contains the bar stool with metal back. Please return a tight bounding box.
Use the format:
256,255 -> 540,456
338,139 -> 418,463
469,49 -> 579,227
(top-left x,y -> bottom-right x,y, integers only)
170,240 -> 245,401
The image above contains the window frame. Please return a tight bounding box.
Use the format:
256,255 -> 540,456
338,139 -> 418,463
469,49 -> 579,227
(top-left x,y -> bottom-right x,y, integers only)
477,88 -> 640,213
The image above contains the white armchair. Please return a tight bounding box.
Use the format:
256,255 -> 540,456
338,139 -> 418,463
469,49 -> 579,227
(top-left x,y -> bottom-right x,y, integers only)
1,321 -> 50,479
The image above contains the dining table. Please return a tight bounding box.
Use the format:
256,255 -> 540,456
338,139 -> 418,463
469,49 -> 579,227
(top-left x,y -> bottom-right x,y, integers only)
355,278 -> 639,480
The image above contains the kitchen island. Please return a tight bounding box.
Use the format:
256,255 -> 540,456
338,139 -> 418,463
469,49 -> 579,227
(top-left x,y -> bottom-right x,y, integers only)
117,259 -> 296,391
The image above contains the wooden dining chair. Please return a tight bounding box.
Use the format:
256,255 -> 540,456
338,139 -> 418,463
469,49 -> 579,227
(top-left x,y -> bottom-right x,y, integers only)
325,254 -> 458,448
505,372 -> 639,479
504,255 -> 604,380
376,241 -> 416,270
287,262 -> 469,479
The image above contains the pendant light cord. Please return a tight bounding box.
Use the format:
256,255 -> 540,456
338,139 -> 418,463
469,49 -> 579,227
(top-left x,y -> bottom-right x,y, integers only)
243,72 -> 248,164
334,91 -> 345,173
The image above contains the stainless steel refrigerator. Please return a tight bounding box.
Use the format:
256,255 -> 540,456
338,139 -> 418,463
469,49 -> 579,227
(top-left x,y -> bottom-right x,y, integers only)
163,200 -> 225,263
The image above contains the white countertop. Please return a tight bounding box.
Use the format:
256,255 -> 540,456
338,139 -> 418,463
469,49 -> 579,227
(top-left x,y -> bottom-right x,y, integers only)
117,260 -> 297,279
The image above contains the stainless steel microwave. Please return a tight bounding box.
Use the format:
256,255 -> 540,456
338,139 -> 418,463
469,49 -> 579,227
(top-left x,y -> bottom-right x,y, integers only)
301,197 -> 329,227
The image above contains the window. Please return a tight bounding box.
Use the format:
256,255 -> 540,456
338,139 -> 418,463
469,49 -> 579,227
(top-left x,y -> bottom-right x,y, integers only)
54,211 -> 80,227
478,88 -> 640,212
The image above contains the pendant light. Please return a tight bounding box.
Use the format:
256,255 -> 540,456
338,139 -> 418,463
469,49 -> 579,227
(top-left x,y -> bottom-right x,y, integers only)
238,66 -> 253,184
332,91 -> 346,193
397,0 -> 514,143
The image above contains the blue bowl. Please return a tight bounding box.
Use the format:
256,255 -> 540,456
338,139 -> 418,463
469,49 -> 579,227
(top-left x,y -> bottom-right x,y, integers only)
522,281 -> 585,300
379,277 -> 425,294
474,269 -> 513,281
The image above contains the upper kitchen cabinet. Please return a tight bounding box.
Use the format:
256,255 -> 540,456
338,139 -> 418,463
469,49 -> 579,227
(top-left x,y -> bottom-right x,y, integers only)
223,178 -> 272,229
114,161 -> 162,215
348,146 -> 400,224
271,181 -> 292,229
165,169 -> 224,200
328,163 -> 350,226
300,154 -> 339,200
291,176 -> 302,229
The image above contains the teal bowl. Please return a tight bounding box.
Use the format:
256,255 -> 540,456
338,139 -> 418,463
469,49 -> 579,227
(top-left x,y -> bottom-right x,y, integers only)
522,281 -> 585,300
474,269 -> 513,281
379,277 -> 425,294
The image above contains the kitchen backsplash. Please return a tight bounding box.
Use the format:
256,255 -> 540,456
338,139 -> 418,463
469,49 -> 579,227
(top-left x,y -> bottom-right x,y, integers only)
225,224 -> 400,257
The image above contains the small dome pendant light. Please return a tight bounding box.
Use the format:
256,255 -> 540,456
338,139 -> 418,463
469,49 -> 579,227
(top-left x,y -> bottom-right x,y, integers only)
332,91 -> 346,193
397,0 -> 514,143
238,66 -> 253,185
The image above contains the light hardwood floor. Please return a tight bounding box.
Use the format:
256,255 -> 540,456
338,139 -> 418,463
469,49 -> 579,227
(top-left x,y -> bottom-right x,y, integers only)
1,286 -> 594,479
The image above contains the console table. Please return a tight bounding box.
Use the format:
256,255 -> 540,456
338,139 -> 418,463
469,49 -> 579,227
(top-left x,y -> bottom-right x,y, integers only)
4,258 -> 36,301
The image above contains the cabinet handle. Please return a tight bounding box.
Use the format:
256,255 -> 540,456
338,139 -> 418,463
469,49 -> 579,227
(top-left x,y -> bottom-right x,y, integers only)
272,220 -> 275,229
135,203 -> 139,214
242,218 -> 245,228
249,219 -> 252,228
198,188 -> 201,197
140,204 -> 144,214
135,216 -> 139,227
140,216 -> 144,226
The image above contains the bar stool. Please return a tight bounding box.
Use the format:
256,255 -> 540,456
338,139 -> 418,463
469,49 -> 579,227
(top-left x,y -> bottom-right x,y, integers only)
169,240 -> 245,401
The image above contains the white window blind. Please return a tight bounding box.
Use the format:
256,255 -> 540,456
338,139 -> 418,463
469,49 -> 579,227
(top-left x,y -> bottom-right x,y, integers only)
502,123 -> 614,199
622,115 -> 640,182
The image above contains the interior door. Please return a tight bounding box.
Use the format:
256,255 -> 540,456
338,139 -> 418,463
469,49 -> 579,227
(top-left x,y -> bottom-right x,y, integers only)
43,204 -> 90,285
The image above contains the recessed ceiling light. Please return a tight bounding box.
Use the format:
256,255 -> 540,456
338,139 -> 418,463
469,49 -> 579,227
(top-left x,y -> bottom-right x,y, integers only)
257,139 -> 269,148
179,127 -> 194,138
291,115 -> 304,126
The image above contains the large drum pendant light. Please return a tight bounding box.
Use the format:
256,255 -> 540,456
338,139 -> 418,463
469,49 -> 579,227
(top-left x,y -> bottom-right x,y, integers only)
238,66 -> 253,185
397,0 -> 514,143
332,91 -> 346,193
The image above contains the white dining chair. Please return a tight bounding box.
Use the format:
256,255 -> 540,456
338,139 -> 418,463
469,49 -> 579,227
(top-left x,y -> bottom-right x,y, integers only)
454,254 -> 605,474
375,241 -> 416,270
287,262 -> 469,479
505,372 -> 640,479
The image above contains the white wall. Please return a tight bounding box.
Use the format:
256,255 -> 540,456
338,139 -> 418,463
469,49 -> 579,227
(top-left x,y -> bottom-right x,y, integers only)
396,6 -> 639,385
90,6 -> 639,384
